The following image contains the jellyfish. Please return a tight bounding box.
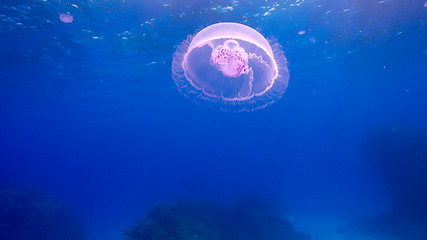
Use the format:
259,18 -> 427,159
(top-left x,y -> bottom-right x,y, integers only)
172,22 -> 289,112
59,13 -> 73,23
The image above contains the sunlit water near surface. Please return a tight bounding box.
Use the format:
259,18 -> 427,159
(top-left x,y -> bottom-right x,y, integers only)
0,1 -> 426,240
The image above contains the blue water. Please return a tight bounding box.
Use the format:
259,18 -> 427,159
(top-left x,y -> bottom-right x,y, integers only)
0,0 -> 426,240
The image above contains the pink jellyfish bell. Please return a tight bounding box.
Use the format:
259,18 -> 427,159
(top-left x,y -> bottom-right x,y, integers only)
172,22 -> 289,112
59,13 -> 73,23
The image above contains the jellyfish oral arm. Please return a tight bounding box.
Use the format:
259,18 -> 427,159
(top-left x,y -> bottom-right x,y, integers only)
210,40 -> 249,77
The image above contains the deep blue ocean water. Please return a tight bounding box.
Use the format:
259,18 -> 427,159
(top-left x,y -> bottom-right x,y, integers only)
0,0 -> 426,240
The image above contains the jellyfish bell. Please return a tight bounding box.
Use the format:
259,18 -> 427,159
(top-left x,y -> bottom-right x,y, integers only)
172,22 -> 289,112
59,13 -> 73,23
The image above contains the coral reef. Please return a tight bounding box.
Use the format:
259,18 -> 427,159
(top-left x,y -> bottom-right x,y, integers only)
124,198 -> 310,240
125,201 -> 224,240
360,125 -> 427,239
365,125 -> 427,220
0,183 -> 84,240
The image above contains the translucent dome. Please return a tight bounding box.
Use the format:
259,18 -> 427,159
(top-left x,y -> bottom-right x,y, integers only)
172,22 -> 289,112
